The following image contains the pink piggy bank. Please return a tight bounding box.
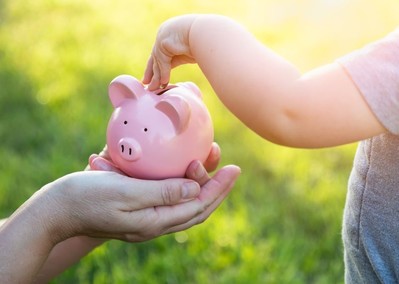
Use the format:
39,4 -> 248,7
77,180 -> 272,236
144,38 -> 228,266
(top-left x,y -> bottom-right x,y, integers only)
106,75 -> 214,180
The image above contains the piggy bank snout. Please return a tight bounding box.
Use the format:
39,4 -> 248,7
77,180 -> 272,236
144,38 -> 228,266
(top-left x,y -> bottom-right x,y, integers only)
118,138 -> 142,161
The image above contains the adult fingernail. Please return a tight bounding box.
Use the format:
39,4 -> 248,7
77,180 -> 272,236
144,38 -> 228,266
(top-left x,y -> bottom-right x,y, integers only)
194,161 -> 206,179
92,158 -> 112,171
88,154 -> 98,164
182,182 -> 200,199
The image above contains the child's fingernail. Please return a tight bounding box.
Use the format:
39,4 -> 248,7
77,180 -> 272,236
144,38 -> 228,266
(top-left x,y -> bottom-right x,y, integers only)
182,182 -> 200,199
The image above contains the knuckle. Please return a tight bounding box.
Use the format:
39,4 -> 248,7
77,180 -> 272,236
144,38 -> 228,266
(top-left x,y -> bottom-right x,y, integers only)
115,188 -> 129,201
160,182 -> 180,205
123,230 -> 151,243
195,213 -> 208,225
196,204 -> 207,217
124,233 -> 140,243
127,229 -> 162,243
193,203 -> 212,225
200,202 -> 208,212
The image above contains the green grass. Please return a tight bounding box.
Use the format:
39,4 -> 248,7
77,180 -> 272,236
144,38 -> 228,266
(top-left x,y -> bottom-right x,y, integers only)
0,0 -> 398,283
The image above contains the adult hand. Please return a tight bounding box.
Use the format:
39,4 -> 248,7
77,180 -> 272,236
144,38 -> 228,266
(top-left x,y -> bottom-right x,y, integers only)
77,141 -> 236,242
43,155 -> 239,244
2,152 -> 240,284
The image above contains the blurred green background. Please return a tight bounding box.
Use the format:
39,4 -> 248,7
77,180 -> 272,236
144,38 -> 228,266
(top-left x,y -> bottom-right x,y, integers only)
0,0 -> 398,283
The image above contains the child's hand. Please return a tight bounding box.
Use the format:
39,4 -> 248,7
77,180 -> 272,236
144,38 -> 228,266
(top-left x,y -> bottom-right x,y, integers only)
143,15 -> 198,91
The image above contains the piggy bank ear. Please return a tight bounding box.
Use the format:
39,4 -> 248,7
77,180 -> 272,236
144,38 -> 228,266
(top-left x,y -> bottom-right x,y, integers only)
156,95 -> 191,134
177,82 -> 202,99
108,75 -> 145,107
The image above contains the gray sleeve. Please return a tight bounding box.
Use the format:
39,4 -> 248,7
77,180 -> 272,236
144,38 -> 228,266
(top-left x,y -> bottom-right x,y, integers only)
337,28 -> 399,134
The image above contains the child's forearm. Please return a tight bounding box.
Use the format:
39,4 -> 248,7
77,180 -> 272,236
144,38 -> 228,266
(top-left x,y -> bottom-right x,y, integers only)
189,15 -> 301,142
188,15 -> 384,147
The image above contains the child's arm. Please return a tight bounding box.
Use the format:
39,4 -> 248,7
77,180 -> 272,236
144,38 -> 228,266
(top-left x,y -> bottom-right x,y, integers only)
144,14 -> 386,148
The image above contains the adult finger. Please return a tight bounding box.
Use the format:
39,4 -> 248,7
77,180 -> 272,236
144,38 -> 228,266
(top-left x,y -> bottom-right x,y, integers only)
185,143 -> 221,184
203,142 -> 221,172
164,178 -> 236,235
185,160 -> 210,186
89,155 -> 125,175
97,145 -> 111,160
152,165 -> 241,232
85,145 -> 111,171
163,165 -> 240,233
111,175 -> 201,210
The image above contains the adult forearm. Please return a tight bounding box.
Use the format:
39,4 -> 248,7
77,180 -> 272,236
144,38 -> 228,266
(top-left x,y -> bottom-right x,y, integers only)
0,195 -> 55,283
33,237 -> 106,283
0,219 -> 102,284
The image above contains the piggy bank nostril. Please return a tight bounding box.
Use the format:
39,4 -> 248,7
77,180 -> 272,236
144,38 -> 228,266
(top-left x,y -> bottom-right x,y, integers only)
120,144 -> 133,155
118,138 -> 141,161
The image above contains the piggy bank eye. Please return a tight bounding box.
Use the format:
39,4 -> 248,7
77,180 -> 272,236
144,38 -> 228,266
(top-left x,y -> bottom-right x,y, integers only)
144,128 -> 148,132
124,121 -> 128,125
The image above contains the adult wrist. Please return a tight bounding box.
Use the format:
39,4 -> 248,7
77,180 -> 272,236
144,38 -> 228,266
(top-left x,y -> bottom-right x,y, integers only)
30,178 -> 78,245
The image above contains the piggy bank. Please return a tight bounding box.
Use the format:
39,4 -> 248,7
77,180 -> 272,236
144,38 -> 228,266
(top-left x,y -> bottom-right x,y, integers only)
106,75 -> 214,180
